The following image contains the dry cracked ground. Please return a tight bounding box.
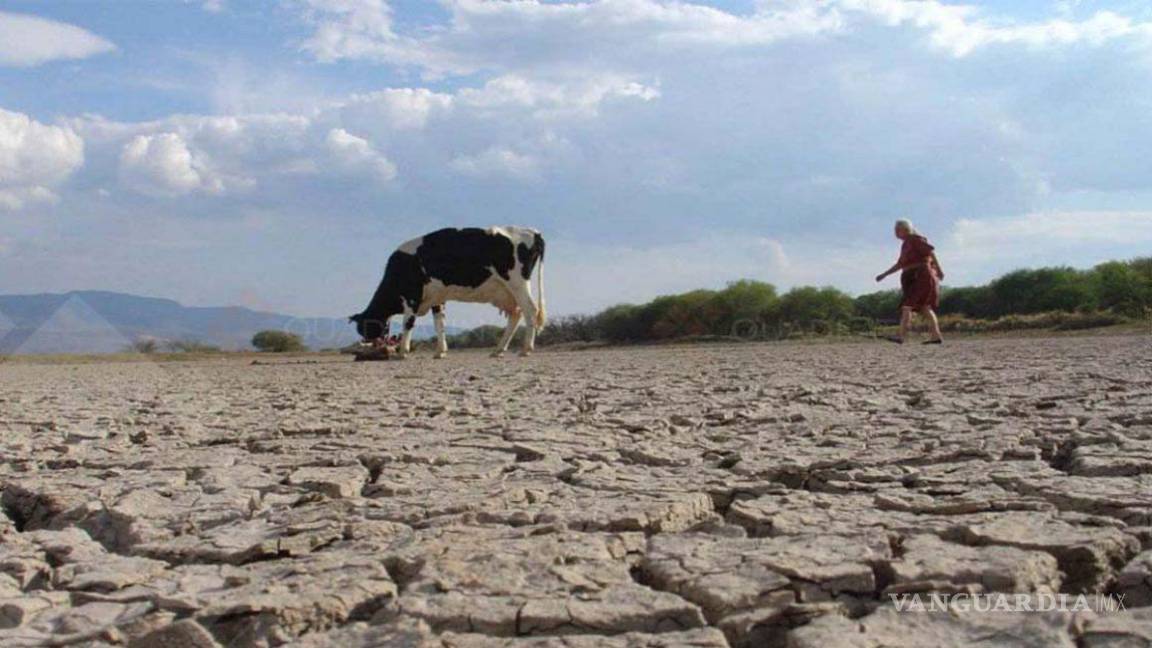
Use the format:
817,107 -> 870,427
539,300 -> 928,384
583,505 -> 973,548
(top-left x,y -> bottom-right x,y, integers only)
2,336 -> 1152,647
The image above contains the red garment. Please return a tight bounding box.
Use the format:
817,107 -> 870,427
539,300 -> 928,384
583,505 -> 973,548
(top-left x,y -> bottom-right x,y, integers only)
898,235 -> 939,310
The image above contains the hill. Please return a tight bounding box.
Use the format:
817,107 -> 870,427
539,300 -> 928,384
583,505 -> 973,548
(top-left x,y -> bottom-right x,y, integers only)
0,291 -> 451,354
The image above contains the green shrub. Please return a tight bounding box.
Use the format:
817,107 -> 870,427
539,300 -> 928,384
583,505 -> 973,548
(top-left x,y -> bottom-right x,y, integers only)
776,286 -> 854,330
1094,261 -> 1150,317
1052,311 -> 1126,331
650,290 -> 719,339
938,311 -> 1126,334
251,330 -> 307,353
445,325 -> 505,349
595,304 -> 646,342
536,314 -> 601,345
854,290 -> 902,321
714,280 -> 779,335
988,267 -> 1098,316
939,285 -> 995,318
166,339 -> 222,353
131,338 -> 159,354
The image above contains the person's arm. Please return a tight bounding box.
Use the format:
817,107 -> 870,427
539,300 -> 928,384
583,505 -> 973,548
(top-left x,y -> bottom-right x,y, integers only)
876,261 -> 902,282
877,258 -> 934,282
930,254 -> 944,280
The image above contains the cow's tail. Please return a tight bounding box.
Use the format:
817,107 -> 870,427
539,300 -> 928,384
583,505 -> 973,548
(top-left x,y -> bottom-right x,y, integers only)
534,234 -> 547,331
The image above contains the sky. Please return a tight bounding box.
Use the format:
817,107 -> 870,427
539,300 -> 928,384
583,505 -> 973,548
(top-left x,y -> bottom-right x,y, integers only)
1,0 -> 1151,325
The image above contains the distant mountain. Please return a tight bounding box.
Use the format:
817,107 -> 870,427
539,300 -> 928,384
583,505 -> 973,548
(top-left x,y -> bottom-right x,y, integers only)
0,291 -> 454,355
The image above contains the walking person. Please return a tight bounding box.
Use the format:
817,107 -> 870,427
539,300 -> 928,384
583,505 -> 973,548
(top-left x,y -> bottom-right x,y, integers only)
875,219 -> 945,344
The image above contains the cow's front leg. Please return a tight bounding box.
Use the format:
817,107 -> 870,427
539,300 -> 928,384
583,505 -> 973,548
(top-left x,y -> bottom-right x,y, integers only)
491,311 -> 522,358
399,315 -> 416,358
432,305 -> 447,359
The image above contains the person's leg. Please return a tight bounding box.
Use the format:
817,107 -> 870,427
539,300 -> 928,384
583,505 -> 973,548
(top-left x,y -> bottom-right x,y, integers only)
921,307 -> 943,342
898,306 -> 913,341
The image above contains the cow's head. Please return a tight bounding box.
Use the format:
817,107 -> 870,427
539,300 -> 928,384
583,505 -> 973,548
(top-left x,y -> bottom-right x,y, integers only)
349,312 -> 388,343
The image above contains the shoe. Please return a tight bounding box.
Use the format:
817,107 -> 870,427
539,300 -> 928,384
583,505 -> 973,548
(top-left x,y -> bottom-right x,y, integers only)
885,336 -> 905,344
923,339 -> 943,345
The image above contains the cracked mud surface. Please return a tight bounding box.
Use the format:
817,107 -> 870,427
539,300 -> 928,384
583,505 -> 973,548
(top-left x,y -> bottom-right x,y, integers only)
2,336 -> 1151,647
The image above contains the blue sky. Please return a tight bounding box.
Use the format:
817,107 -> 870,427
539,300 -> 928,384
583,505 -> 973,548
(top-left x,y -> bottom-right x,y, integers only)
1,0 -> 1151,323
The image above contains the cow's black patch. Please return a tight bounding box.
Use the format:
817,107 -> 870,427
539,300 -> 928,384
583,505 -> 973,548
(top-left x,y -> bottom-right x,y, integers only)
517,231 -> 545,280
417,228 -> 515,286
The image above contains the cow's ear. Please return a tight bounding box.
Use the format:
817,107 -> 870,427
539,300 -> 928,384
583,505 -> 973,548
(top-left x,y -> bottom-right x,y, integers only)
349,313 -> 362,323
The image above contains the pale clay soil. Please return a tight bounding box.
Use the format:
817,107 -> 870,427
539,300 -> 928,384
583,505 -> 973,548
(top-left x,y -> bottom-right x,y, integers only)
1,336 -> 1152,647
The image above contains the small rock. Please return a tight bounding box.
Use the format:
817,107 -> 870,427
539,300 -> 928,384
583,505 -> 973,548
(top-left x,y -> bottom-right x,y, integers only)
788,603 -> 1081,647
1115,549 -> 1152,608
287,465 -> 370,499
129,619 -> 220,648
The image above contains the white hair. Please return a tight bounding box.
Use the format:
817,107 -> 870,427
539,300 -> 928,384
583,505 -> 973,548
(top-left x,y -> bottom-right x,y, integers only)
894,219 -> 916,234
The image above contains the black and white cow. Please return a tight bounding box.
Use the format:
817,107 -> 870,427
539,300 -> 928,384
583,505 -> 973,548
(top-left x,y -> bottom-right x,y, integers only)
351,226 -> 546,358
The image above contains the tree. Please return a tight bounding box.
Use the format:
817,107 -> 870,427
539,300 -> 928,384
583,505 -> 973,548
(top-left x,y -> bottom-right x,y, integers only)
595,304 -> 645,342
165,339 -> 222,353
635,295 -> 683,339
713,280 -> 779,335
776,286 -> 854,335
1094,261 -> 1149,316
651,290 -> 719,339
447,325 -> 504,348
251,330 -> 307,353
131,338 -> 159,354
1127,257 -> 1152,282
938,285 -> 995,318
538,314 -> 600,344
854,290 -> 903,321
988,268 -> 1096,316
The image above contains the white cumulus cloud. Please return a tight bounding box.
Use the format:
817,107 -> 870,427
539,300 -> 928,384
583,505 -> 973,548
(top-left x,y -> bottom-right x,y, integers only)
953,211 -> 1152,248
0,186 -> 59,212
296,0 -> 445,70
119,133 -> 225,197
325,128 -> 398,183
292,0 -> 1152,76
458,74 -> 660,119
838,0 -> 1151,57
330,88 -> 454,131
292,0 -> 845,74
0,108 -> 84,211
186,0 -> 226,12
451,147 -> 539,180
0,11 -> 116,67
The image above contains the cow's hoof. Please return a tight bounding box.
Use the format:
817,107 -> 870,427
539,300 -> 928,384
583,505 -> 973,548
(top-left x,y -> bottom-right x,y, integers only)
519,350 -> 533,357
490,351 -> 505,359
433,352 -> 447,360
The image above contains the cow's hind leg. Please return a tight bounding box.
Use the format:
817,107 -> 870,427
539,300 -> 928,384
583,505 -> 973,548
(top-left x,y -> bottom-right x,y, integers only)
432,305 -> 447,359
491,310 -> 522,358
508,285 -> 540,357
